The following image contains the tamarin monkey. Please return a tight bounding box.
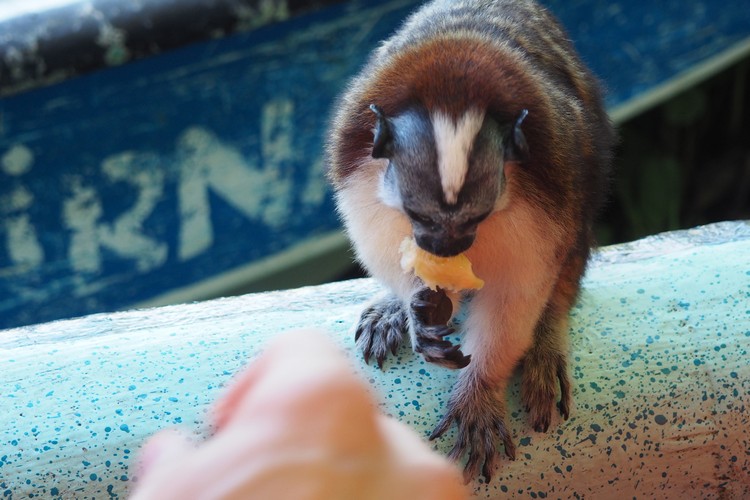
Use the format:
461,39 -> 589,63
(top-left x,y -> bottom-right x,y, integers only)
326,0 -> 614,482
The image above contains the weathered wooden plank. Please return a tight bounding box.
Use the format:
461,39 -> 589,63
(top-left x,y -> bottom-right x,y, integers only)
0,0 -> 349,97
1,0 -> 749,329
1,222 -> 748,498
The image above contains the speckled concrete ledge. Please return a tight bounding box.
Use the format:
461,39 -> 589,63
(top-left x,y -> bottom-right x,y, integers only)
1,221 -> 749,498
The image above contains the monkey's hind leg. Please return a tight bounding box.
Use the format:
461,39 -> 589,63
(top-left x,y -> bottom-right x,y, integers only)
521,309 -> 572,432
355,293 -> 408,369
521,252 -> 585,432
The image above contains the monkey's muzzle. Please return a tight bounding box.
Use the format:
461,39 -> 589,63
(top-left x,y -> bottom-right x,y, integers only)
415,230 -> 476,258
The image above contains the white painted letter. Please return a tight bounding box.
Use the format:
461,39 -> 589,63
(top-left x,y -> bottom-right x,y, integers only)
63,152 -> 167,274
1,145 -> 44,270
176,101 -> 295,261
98,152 -> 168,272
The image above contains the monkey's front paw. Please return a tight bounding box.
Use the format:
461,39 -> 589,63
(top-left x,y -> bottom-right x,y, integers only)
413,325 -> 470,369
355,295 -> 408,369
410,288 -> 470,369
521,353 -> 572,432
430,390 -> 515,483
410,287 -> 453,326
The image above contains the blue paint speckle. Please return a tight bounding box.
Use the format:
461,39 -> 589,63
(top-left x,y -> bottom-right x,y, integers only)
0,220 -> 746,496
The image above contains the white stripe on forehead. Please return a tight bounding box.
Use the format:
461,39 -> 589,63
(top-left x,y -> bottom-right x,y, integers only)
432,109 -> 485,204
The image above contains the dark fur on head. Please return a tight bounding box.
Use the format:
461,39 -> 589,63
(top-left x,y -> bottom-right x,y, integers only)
372,103 -> 511,256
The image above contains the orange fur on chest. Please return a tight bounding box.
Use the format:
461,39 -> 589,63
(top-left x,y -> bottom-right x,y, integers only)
465,196 -> 563,297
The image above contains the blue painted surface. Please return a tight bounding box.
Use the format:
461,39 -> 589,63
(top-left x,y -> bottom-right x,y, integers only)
1,0 -> 749,329
0,0 -> 422,329
546,0 -> 750,109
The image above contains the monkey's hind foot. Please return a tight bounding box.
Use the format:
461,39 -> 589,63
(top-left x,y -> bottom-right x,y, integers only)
430,381 -> 515,484
410,288 -> 470,370
355,294 -> 408,369
521,352 -> 572,433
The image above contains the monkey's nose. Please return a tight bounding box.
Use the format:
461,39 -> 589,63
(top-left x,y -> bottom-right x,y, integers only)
415,233 -> 475,258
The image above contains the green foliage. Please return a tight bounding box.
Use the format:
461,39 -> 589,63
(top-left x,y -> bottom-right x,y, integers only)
663,87 -> 707,127
599,57 -> 750,244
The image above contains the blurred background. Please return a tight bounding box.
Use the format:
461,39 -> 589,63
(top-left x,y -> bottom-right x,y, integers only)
0,0 -> 748,329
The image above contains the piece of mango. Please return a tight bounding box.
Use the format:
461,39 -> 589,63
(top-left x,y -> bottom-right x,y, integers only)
399,237 -> 484,292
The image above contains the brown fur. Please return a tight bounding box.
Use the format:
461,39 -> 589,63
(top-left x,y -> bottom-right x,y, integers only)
326,0 -> 615,482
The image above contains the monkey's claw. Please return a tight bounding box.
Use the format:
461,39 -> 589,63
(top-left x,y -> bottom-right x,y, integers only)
413,325 -> 471,369
355,295 -> 408,369
521,352 -> 572,432
430,389 -> 515,483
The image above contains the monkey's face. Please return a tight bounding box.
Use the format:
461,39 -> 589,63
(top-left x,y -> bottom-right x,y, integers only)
371,105 -> 527,257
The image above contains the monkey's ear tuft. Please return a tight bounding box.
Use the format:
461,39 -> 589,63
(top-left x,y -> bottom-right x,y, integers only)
370,104 -> 393,159
504,108 -> 529,162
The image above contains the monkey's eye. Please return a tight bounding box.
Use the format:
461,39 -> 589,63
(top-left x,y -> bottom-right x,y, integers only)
460,211 -> 491,230
404,208 -> 437,229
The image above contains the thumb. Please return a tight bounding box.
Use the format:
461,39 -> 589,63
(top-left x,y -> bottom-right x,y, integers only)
132,429 -> 193,496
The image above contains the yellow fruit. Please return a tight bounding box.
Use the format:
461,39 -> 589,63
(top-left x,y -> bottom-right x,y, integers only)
399,237 -> 484,292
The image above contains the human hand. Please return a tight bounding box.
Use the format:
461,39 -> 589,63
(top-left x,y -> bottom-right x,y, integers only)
131,329 -> 467,499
